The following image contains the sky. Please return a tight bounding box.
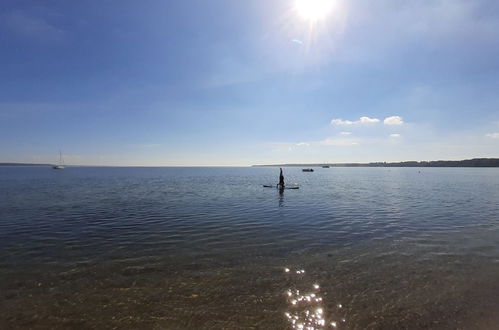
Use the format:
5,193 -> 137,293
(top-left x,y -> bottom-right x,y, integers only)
1,0 -> 499,166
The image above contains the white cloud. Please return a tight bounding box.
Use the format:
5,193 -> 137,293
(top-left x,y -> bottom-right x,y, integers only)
384,116 -> 404,125
295,142 -> 310,146
486,133 -> 499,139
340,132 -> 351,136
331,116 -> 380,126
390,133 -> 401,138
359,116 -> 380,124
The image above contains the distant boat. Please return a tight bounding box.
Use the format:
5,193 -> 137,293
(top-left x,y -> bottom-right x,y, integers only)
52,151 -> 65,170
302,168 -> 314,172
322,165 -> 330,168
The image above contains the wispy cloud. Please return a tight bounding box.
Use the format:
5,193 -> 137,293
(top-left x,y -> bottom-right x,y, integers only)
320,138 -> 359,146
331,116 -> 380,125
390,133 -> 401,138
384,116 -> 404,125
2,11 -> 64,43
270,137 -> 359,152
331,119 -> 354,125
486,133 -> 499,139
340,131 -> 351,136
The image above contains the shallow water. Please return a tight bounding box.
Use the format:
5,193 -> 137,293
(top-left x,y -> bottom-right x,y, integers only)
1,166 -> 499,329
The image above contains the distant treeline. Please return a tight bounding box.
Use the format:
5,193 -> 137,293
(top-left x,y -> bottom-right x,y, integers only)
254,158 -> 499,168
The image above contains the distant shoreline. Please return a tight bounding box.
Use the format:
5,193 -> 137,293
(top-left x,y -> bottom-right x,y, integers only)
253,158 -> 499,168
2,158 -> 499,168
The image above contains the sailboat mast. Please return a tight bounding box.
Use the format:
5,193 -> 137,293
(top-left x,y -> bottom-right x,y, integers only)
59,150 -> 65,165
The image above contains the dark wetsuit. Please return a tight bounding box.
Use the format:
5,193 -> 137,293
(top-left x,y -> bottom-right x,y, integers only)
279,168 -> 285,188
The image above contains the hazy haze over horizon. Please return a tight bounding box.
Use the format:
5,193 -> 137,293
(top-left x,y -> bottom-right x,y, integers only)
1,0 -> 499,166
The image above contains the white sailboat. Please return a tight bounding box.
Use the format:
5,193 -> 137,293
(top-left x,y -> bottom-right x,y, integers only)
52,151 -> 65,170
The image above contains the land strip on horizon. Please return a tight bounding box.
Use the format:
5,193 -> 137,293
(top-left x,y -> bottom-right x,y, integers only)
253,158 -> 499,167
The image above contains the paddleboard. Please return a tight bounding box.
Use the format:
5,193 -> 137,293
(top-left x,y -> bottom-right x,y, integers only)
263,185 -> 299,189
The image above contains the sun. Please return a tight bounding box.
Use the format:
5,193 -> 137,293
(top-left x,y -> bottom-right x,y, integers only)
294,0 -> 334,22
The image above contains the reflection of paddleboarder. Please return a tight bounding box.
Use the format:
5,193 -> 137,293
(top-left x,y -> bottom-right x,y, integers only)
279,167 -> 285,188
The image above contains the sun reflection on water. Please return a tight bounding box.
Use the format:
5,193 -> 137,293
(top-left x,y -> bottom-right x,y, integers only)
283,267 -> 346,329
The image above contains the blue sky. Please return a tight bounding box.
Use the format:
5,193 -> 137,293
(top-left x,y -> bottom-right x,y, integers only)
1,0 -> 498,165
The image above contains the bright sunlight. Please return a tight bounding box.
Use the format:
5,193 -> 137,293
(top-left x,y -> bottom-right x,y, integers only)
294,0 -> 335,21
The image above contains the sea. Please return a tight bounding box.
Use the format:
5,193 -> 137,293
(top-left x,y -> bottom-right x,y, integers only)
1,166 -> 499,329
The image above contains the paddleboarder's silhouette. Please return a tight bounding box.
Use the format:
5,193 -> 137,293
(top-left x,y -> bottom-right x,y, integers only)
279,168 -> 285,191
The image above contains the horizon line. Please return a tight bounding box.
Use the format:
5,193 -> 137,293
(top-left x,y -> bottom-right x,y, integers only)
2,157 -> 499,168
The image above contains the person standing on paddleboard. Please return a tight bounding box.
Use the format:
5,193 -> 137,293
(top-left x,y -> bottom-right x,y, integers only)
279,168 -> 285,188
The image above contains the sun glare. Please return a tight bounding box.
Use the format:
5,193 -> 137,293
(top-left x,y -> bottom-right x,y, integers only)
295,0 -> 334,22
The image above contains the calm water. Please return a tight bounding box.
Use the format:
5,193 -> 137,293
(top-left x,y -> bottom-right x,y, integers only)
1,166 -> 499,329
